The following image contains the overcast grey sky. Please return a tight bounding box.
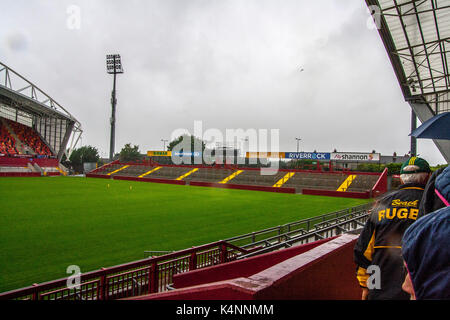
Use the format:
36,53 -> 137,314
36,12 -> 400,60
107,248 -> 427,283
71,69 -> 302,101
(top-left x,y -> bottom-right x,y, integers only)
1,0 -> 446,165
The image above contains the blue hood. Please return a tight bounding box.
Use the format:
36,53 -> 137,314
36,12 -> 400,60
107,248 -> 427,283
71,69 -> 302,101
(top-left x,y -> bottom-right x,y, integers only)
402,206 -> 450,299
435,165 -> 450,203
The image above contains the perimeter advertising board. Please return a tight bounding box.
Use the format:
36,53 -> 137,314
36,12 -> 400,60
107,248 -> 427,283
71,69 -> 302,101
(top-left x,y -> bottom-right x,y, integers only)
246,152 -> 285,158
147,151 -> 202,157
330,152 -> 380,162
284,152 -> 330,160
147,151 -> 171,157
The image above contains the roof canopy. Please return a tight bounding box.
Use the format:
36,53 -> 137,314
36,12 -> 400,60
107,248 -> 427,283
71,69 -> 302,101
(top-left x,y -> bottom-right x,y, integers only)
367,0 -> 450,114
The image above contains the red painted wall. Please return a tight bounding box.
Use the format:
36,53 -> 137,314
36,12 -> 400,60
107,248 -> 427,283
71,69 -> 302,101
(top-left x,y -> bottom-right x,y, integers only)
302,188 -> 370,199
189,181 -> 296,194
86,173 -> 111,179
0,172 -> 41,177
174,237 -> 334,289
113,175 -> 186,185
128,234 -> 361,300
371,167 -> 388,197
0,156 -> 58,167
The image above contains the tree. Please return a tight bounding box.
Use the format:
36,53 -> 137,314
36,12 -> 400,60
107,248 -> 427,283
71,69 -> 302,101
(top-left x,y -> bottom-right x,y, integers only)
167,135 -> 207,165
69,145 -> 100,173
119,143 -> 142,162
167,135 -> 206,152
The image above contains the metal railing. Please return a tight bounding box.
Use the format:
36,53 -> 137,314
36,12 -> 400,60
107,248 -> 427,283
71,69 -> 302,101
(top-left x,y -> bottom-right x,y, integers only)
225,203 -> 372,250
0,241 -> 257,300
236,211 -> 370,259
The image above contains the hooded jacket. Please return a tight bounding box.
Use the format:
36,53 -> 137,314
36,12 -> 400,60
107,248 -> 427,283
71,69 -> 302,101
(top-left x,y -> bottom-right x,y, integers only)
354,182 -> 426,300
402,165 -> 450,300
419,166 -> 446,216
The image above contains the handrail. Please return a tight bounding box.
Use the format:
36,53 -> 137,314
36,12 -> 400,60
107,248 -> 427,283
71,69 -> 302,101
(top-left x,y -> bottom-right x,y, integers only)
237,212 -> 370,259
225,203 -> 372,247
0,240 -> 249,300
237,209 -> 369,251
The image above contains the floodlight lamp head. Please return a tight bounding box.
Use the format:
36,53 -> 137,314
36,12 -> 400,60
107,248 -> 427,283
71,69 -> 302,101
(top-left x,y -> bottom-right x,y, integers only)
106,54 -> 124,74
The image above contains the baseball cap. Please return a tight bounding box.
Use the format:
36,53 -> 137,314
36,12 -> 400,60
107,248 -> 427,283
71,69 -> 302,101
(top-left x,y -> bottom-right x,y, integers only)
400,157 -> 431,174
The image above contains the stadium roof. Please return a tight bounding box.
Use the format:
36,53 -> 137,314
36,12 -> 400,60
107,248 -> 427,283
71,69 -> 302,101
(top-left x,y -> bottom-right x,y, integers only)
0,61 -> 82,159
367,0 -> 450,114
0,61 -> 81,123
366,0 -> 450,162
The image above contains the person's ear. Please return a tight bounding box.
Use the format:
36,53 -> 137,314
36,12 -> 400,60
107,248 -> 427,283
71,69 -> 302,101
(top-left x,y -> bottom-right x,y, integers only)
402,264 -> 416,300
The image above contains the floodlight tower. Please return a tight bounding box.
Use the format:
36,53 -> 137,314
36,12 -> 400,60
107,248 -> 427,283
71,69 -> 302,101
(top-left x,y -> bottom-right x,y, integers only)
161,139 -> 168,150
295,137 -> 302,152
106,54 -> 124,161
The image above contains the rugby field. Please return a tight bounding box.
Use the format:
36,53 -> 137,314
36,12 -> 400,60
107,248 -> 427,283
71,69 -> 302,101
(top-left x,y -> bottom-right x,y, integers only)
0,176 -> 370,292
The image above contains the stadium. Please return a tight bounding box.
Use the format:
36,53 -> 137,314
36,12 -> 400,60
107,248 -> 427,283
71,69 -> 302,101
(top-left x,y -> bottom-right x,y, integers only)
0,0 -> 449,302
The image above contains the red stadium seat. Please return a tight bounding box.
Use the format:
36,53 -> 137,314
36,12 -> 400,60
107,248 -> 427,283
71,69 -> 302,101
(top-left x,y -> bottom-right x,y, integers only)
3,119 -> 53,156
0,123 -> 18,155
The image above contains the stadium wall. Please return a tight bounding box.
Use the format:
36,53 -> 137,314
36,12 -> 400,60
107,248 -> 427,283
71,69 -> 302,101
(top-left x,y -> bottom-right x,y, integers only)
114,175 -> 187,186
189,181 -> 296,194
173,237 -> 334,289
0,172 -> 41,177
371,167 -> 388,197
302,189 -> 371,199
0,157 -> 58,167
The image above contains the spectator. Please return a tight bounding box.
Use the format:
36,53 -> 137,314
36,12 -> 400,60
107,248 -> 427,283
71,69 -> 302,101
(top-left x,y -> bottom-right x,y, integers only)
354,157 -> 432,300
401,165 -> 450,299
419,166 -> 448,217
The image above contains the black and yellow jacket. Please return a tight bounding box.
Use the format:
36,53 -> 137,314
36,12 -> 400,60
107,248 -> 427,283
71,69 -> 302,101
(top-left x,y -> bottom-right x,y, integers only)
353,183 -> 426,300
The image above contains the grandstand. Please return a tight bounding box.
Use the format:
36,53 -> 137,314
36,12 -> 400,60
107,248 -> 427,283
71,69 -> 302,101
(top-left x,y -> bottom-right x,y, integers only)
87,160 -> 387,198
0,61 -> 81,175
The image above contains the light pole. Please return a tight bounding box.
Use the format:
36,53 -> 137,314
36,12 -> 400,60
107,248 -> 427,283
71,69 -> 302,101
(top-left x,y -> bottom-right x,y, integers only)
295,138 -> 302,152
106,54 -> 124,161
161,139 -> 168,151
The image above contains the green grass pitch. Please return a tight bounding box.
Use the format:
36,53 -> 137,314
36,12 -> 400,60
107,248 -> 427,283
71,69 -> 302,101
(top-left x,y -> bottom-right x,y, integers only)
0,176 -> 370,292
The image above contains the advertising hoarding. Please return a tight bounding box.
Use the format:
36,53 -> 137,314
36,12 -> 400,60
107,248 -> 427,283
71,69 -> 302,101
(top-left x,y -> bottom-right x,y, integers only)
330,152 -> 380,162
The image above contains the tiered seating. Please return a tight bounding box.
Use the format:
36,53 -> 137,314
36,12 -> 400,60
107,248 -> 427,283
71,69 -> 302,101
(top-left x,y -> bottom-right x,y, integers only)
230,170 -> 287,187
87,163 -> 381,197
94,164 -> 123,175
0,123 -> 18,155
5,119 -> 52,156
283,172 -> 347,193
181,168 -> 234,182
114,165 -> 152,177
347,175 -> 380,192
145,166 -> 193,180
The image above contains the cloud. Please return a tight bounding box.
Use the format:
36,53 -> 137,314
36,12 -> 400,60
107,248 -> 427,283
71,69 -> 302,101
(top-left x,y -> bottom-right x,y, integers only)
0,0 -> 445,164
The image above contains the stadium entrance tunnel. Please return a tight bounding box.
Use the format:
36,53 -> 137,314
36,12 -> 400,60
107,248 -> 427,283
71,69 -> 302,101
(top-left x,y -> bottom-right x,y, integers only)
125,234 -> 360,300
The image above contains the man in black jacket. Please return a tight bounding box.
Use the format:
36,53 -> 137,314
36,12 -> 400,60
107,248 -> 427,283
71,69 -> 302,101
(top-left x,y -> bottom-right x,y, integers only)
354,157 -> 432,300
